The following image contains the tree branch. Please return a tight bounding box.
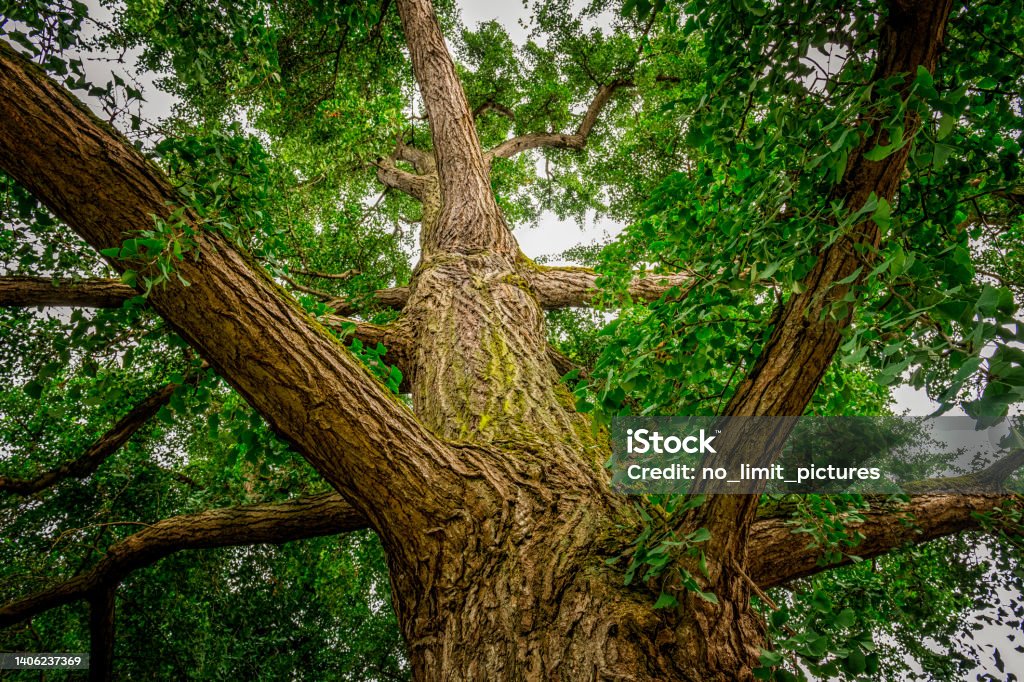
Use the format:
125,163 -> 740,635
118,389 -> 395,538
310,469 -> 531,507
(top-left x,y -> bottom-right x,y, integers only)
373,156 -> 433,199
0,276 -> 135,308
0,40 -> 462,543
523,265 -> 694,308
394,0 -> 516,255
485,80 -> 632,161
327,268 -> 695,312
328,315 -> 414,390
749,494 -> 1016,589
0,380 -> 188,496
472,99 -> 515,122
395,0 -> 491,192
0,275 -> 413,382
901,448 -> 1024,494
395,140 -> 436,174
323,285 -> 410,315
87,585 -> 116,682
0,492 -> 366,628
689,0 -> 956,553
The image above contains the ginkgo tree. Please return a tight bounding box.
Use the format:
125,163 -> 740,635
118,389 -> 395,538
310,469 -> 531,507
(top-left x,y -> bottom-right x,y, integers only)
1,0 -> 1023,679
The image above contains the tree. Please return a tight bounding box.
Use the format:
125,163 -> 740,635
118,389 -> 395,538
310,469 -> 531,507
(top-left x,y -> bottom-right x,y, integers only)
0,0 -> 1022,679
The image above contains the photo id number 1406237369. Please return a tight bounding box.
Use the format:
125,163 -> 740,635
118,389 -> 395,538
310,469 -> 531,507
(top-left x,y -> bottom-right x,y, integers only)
0,653 -> 89,669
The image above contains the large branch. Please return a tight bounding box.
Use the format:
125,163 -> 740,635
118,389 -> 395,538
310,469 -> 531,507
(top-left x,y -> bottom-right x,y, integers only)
523,266 -> 694,308
0,275 -> 414,384
0,276 -> 135,307
373,157 -> 434,199
325,285 -> 410,315
691,0 -> 955,549
395,0 -> 515,255
749,494 -> 1015,589
902,448 -> 1024,494
485,80 -> 631,161
395,0 -> 488,189
0,41 -> 462,544
0,380 -> 185,495
324,268 -> 695,311
0,492 -> 365,628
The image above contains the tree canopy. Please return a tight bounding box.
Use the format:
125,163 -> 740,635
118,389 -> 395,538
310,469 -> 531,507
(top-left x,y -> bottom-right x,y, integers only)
0,0 -> 1022,679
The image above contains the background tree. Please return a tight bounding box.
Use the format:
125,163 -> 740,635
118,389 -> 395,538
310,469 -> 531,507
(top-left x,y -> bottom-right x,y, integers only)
0,0 -> 1022,679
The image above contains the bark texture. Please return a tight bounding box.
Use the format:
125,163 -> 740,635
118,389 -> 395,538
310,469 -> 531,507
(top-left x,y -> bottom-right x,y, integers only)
524,265 -> 694,308
676,2 -> 955,678
749,494 -> 1014,588
485,80 -> 631,161
0,276 -> 134,307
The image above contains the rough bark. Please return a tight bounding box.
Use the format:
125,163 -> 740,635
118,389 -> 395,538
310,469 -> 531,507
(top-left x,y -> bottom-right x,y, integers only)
396,0 -> 515,256
678,2 -> 955,678
0,492 -> 366,627
0,275 -> 135,307
749,494 -> 1016,589
0,264 -> 692,320
3,491 -> 1010,632
0,276 -> 411,371
694,0 -> 955,529
0,380 -> 184,495
524,265 -> 694,308
0,38 -> 466,579
326,285 -> 410,315
485,80 -> 632,161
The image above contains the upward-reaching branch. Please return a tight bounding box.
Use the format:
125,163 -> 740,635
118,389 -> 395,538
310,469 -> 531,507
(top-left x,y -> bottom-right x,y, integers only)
0,40 -> 462,549
0,379 -> 190,496
692,0 -> 956,545
485,80 -> 632,161
394,0 -> 515,255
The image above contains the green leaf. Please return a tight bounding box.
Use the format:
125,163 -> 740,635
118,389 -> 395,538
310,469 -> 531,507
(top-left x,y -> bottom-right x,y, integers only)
871,197 -> 891,230
653,592 -> 679,609
23,381 -> 44,400
697,590 -> 719,604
